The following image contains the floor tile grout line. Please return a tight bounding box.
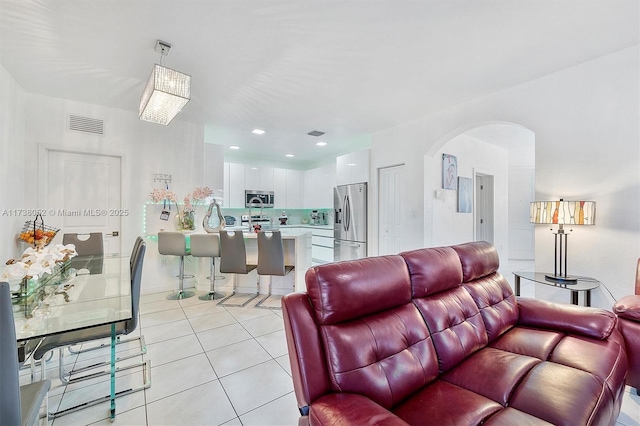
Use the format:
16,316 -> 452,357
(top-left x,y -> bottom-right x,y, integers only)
180,298 -> 243,424
238,390 -> 297,421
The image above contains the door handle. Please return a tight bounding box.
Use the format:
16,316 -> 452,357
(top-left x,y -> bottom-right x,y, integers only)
344,195 -> 350,232
106,231 -> 119,236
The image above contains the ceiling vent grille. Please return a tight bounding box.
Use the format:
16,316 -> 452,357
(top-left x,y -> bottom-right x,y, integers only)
307,130 -> 325,137
69,115 -> 104,135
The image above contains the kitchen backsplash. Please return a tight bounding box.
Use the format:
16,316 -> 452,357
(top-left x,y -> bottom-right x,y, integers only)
220,208 -> 333,226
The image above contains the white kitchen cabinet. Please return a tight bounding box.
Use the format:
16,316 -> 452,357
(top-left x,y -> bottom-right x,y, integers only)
260,167 -> 274,191
244,166 -> 260,190
245,166 -> 274,191
204,144 -> 225,200
273,168 -> 287,209
336,148 -> 370,186
228,163 -> 245,208
224,163 -> 306,209
311,227 -> 334,264
304,163 -> 336,208
286,169 -> 303,209
302,168 -> 317,208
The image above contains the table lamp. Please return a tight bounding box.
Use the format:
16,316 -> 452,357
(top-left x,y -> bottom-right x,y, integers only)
530,199 -> 596,282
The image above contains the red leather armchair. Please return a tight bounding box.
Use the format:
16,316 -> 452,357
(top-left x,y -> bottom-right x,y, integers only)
613,258 -> 640,392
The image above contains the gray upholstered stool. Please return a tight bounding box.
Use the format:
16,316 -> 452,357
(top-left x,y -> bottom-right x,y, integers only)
255,231 -> 294,309
190,234 -> 226,301
158,231 -> 195,300
218,230 -> 258,307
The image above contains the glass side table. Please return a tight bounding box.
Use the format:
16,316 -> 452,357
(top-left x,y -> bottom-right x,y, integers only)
513,271 -> 601,307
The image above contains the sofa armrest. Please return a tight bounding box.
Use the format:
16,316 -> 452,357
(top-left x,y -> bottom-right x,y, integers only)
517,297 -> 616,340
310,393 -> 410,426
613,295 -> 640,321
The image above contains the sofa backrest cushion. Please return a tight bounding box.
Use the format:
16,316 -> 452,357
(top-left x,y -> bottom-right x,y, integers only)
413,286 -> 488,373
400,246 -> 463,298
452,241 -> 499,282
305,255 -> 411,324
463,273 -> 518,342
320,303 -> 439,409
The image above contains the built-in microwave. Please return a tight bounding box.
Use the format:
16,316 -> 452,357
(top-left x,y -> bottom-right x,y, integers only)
245,190 -> 274,208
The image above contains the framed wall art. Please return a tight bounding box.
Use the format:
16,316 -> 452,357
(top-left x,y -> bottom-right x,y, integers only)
457,177 -> 473,213
442,154 -> 457,190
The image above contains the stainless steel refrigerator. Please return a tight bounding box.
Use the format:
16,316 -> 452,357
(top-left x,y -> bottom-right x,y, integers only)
334,183 -> 367,261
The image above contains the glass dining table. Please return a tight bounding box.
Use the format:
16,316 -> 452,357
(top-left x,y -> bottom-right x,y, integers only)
12,254 -> 134,420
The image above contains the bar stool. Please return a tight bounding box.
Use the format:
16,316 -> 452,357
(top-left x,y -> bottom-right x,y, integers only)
218,230 -> 258,307
158,231 -> 195,300
255,231 -> 294,309
190,234 -> 226,301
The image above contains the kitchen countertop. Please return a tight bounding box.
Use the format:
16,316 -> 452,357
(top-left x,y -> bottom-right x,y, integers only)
280,224 -> 333,230
216,227 -> 315,237
225,224 -> 332,232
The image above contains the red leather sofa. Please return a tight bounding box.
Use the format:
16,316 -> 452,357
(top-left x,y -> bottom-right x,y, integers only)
282,242 -> 628,425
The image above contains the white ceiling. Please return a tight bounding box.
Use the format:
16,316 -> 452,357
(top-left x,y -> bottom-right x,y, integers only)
0,1 -> 637,167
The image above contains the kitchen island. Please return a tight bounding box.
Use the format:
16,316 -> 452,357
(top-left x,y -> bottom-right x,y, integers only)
222,228 -> 312,295
142,228 -> 312,296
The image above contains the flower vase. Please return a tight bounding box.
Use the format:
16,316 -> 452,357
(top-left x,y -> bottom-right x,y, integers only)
176,210 -> 196,232
60,259 -> 72,280
19,276 -> 28,297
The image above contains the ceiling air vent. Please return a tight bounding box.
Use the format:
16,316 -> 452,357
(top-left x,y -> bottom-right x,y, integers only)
69,115 -> 104,135
307,130 -> 325,137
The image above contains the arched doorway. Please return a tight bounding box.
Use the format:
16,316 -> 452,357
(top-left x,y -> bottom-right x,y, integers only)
424,121 -> 535,261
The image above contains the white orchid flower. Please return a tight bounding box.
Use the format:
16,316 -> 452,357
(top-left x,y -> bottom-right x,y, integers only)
39,253 -> 57,268
21,253 -> 39,264
48,248 -> 64,261
1,262 -> 28,281
22,247 -> 37,256
25,262 -> 46,280
64,244 -> 78,258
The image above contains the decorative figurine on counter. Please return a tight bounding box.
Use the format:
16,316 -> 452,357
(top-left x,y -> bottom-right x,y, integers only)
253,224 -> 262,233
279,211 -> 288,225
203,199 -> 225,233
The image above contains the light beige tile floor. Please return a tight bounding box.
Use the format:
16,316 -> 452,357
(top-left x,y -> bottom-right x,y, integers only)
22,258 -> 640,425
29,289 -> 299,426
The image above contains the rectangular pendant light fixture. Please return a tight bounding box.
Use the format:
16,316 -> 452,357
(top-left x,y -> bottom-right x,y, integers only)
139,41 -> 191,125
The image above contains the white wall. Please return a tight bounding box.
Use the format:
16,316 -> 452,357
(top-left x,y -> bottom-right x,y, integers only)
429,134 -> 508,259
21,92 -> 204,250
0,64 -> 27,263
12,91 -> 204,293
371,46 -> 639,308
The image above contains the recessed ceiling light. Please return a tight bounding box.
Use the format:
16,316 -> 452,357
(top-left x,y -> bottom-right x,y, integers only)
251,167 -> 258,170
316,141 -> 327,147
252,129 -> 265,135
229,145 -> 240,150
285,154 -> 295,158
347,163 -> 357,166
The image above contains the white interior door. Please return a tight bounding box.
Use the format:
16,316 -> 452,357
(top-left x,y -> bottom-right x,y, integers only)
474,173 -> 494,244
44,149 -> 122,254
378,164 -> 405,255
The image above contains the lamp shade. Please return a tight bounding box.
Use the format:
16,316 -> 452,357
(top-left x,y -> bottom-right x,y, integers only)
139,64 -> 191,125
530,201 -> 596,225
